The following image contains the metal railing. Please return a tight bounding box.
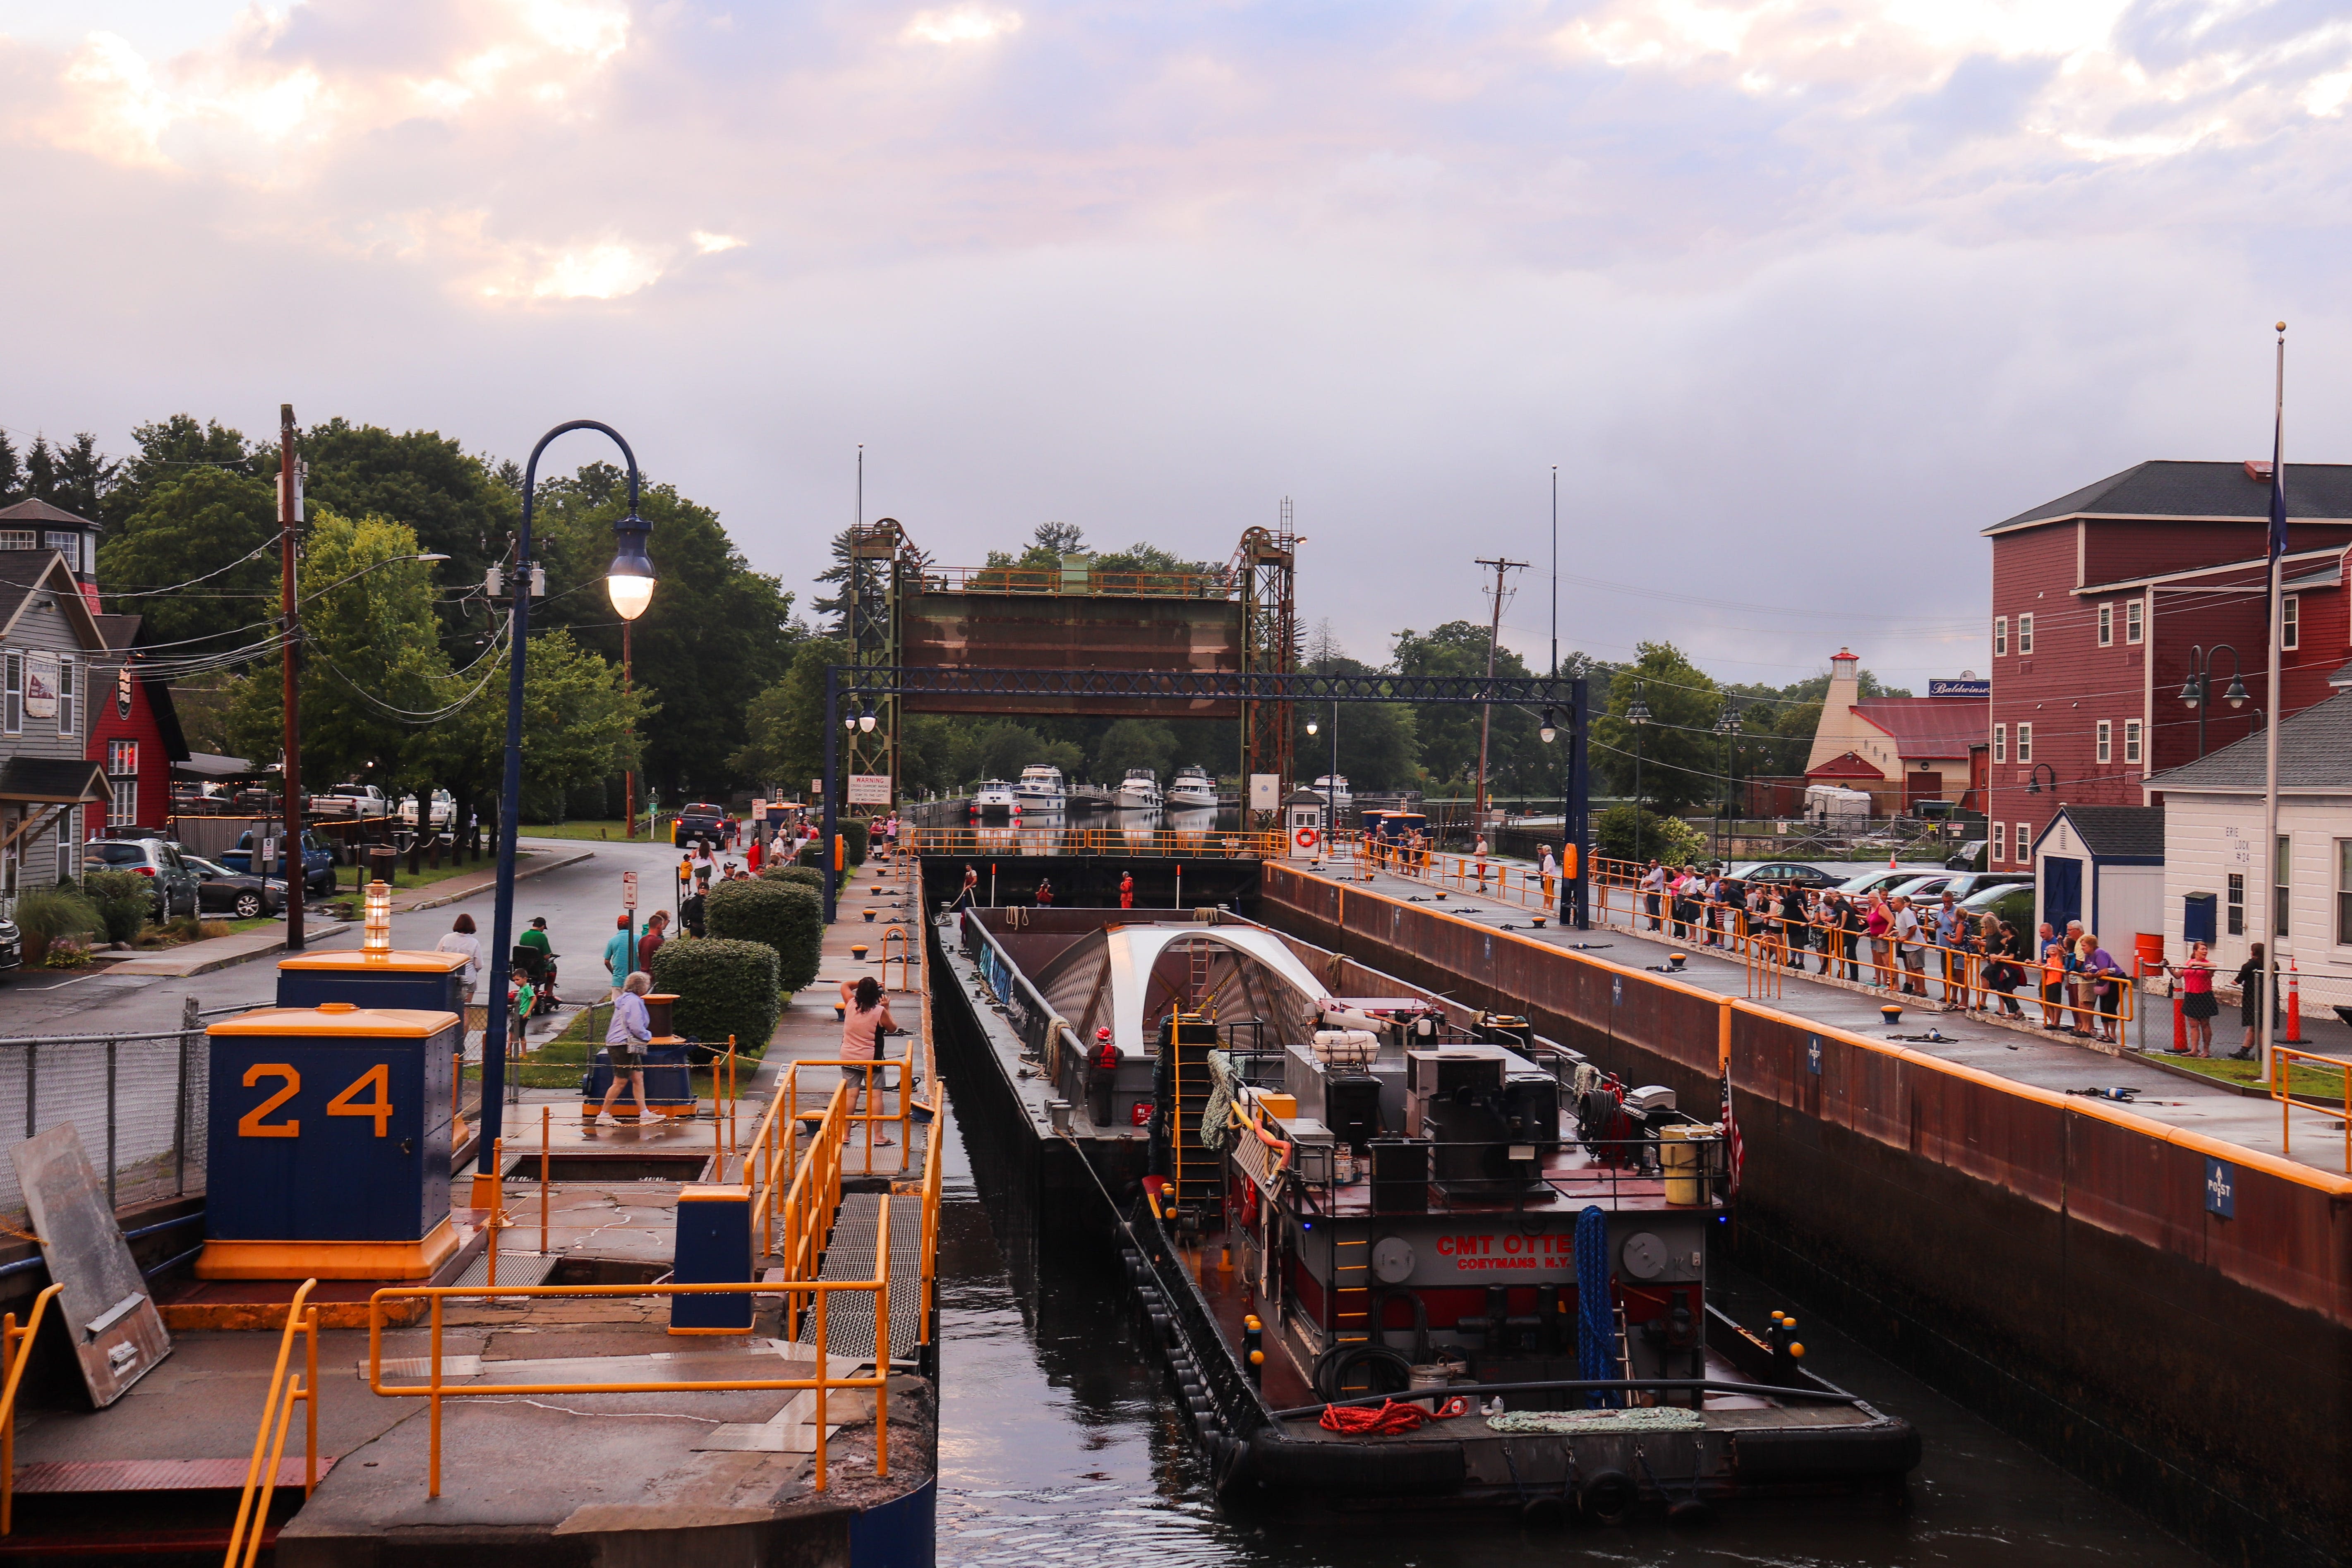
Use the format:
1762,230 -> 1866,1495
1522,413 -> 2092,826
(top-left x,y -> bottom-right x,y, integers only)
0,1017 -> 209,1223
2273,1048 -> 2352,1170
911,827 -> 1282,859
0,1283 -> 60,1534
222,1279 -> 319,1568
919,564 -> 1232,598
961,911 -> 1087,1085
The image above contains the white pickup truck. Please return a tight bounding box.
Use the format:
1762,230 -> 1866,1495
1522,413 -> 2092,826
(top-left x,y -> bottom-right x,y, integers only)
310,783 -> 391,819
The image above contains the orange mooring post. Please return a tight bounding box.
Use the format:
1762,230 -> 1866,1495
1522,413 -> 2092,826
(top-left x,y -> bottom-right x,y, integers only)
2286,957 -> 2304,1043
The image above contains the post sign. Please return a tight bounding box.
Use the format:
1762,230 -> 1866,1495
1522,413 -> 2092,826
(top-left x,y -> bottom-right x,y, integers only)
23,655 -> 57,721
1248,773 -> 1278,811
847,774 -> 893,806
621,870 -> 638,911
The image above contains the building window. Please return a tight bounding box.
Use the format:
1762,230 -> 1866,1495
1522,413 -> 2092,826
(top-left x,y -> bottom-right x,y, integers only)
2015,824 -> 2031,867
2282,595 -> 2300,652
2278,834 -> 2291,938
105,741 -> 138,828
1994,616 -> 2008,657
5,653 -> 19,736
2016,722 -> 2032,763
2228,873 -> 2245,936
0,532 -> 32,553
42,532 -> 76,566
2096,720 -> 2112,764
56,659 -> 74,738
2097,604 -> 2113,646
1993,724 -> 2007,764
2126,598 -> 2144,644
2124,719 -> 2142,765
1993,822 -> 2007,862
2018,613 -> 2034,655
2338,842 -> 2352,947
107,739 -> 137,774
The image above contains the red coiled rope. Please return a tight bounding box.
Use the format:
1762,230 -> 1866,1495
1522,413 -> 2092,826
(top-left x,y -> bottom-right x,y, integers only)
1316,1395 -> 1469,1434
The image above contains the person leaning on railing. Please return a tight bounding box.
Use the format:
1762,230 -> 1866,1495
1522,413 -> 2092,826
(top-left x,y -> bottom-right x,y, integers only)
839,975 -> 897,1147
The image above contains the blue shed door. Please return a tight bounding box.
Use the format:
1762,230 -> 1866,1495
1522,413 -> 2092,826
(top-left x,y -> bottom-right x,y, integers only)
2043,856 -> 2083,930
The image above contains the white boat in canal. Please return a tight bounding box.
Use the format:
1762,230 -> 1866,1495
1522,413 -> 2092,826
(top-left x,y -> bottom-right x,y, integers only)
1014,763 -> 1067,812
972,779 -> 1019,816
1165,765 -> 1217,808
1311,773 -> 1352,809
1115,769 -> 1161,810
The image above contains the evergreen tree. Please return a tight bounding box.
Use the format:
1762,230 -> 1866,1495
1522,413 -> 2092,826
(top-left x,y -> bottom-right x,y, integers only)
0,431 -> 19,504
22,437 -> 56,504
52,434 -> 117,521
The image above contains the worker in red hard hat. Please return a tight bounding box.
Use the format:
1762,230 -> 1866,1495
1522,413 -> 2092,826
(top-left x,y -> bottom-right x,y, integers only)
1119,871 -> 1134,910
1093,1026 -> 1117,1072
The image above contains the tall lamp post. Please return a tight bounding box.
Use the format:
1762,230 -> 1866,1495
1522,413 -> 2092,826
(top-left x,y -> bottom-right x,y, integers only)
1627,683 -> 1652,861
2180,643 -> 2253,760
1305,701 -> 1338,843
476,420 -> 652,1199
1715,704 -> 1742,863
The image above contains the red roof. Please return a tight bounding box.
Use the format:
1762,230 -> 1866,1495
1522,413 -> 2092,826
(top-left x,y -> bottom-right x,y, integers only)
1851,697 -> 1985,760
1805,751 -> 1885,780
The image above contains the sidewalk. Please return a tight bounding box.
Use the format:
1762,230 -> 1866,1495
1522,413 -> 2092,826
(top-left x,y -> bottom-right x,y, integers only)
1308,855 -> 2351,1176
103,848 -> 595,978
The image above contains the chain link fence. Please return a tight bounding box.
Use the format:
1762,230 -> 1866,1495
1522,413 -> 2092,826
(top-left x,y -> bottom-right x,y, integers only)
0,1000 -> 209,1226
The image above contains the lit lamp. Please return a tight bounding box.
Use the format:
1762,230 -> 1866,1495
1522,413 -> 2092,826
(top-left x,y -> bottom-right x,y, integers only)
605,508 -> 655,621
858,707 -> 877,734
363,880 -> 393,954
1306,718 -> 1319,736
1539,707 -> 1558,744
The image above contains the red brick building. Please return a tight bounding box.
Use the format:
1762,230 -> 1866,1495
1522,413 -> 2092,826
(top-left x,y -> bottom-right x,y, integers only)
1985,459 -> 2352,869
86,615 -> 188,835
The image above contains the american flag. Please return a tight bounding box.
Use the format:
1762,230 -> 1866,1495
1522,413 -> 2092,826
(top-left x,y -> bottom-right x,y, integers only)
1720,1065 -> 1745,1196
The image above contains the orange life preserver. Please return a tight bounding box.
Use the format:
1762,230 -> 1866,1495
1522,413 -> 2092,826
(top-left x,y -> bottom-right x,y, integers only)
1295,827 -> 1319,849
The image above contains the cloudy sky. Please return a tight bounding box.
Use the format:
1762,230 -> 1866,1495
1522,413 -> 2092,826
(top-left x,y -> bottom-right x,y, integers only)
3,0 -> 2348,692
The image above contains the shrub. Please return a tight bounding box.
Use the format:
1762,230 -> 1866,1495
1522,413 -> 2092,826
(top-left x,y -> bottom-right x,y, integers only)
839,818 -> 870,867
15,887 -> 100,943
762,863 -> 824,894
648,937 -> 780,1057
84,869 -> 156,944
1594,804 -> 1706,867
706,878 -> 823,992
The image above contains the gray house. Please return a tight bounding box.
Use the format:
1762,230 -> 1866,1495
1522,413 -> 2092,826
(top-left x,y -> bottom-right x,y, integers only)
0,552 -> 112,905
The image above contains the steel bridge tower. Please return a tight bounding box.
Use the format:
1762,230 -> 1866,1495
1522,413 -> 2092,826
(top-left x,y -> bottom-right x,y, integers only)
1237,508 -> 1299,820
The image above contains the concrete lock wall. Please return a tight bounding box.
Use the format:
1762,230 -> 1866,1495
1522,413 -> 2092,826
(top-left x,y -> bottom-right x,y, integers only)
1258,862 -> 2352,1568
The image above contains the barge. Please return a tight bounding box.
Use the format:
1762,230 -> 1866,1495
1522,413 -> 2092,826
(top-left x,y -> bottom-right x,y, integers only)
935,902 -> 1917,1522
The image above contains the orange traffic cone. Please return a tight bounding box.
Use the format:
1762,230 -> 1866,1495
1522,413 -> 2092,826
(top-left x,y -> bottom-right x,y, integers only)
2285,957 -> 2303,1044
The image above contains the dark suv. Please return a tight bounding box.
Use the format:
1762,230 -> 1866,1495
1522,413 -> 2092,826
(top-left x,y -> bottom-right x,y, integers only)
84,835 -> 201,919
671,802 -> 727,846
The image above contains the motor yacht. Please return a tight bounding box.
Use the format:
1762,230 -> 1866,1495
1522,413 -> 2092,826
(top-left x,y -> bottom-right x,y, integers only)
1116,769 -> 1162,810
1014,764 -> 1067,812
1165,765 -> 1218,808
1311,773 -> 1352,809
972,779 -> 1019,817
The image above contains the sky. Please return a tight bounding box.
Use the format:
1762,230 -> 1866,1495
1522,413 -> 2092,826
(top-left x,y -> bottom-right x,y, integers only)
5,0 -> 2352,694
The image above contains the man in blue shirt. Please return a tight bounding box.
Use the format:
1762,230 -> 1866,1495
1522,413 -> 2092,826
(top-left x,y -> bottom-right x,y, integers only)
1935,892 -> 1969,1011
602,915 -> 632,996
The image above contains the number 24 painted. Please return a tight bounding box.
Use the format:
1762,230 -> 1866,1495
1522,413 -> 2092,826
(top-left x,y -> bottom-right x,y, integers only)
237,1063 -> 395,1139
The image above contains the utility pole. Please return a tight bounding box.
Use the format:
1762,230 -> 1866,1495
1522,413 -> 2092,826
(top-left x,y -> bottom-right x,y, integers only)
278,405 -> 306,951
621,620 -> 634,838
1473,556 -> 1527,830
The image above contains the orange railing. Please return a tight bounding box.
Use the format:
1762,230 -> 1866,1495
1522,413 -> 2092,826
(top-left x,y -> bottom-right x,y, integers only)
221,1278 -> 320,1568
0,1283 -> 60,1535
2273,1047 -> 2352,1171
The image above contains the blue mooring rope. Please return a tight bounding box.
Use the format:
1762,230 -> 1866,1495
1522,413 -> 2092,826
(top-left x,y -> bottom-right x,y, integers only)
1574,1204 -> 1619,1409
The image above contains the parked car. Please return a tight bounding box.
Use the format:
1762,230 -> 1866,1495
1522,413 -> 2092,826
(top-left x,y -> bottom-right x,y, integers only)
1935,870 -> 2034,902
1729,861 -> 1844,890
0,916 -> 20,974
83,837 -> 201,919
1833,867 -> 1943,899
222,829 -> 336,894
1946,839 -> 1989,871
311,783 -> 391,819
399,789 -> 456,830
182,855 -> 284,920
1885,874 -> 1955,902
1959,882 -> 2036,933
671,801 -> 727,846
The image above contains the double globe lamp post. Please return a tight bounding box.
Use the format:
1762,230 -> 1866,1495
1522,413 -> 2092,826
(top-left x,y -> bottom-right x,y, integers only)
475,421 -> 655,1192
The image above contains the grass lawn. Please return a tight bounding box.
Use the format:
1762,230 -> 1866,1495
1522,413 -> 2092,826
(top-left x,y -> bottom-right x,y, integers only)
518,821 -> 664,843
2141,1049 -> 2349,1105
469,1000 -> 768,1096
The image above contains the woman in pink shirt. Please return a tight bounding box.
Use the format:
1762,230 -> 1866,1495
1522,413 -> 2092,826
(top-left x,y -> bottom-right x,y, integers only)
837,976 -> 898,1147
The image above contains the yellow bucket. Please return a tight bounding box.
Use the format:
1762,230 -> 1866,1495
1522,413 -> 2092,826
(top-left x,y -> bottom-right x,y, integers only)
1660,1124 -> 1702,1206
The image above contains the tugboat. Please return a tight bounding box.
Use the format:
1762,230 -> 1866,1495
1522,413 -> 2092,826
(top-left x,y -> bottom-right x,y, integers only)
1116,768 -> 1162,810
932,904 -> 1917,1523
972,779 -> 1019,818
1014,763 -> 1067,813
1166,765 -> 1218,809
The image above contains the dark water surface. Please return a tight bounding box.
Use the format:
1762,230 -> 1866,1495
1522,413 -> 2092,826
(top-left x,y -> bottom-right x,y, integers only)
929,1095 -> 2214,1568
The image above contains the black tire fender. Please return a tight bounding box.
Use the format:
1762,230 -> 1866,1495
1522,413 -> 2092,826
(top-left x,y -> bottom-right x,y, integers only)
1580,1468 -> 1637,1526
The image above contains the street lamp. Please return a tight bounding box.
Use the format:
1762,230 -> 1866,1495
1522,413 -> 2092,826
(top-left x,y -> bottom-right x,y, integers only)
2180,643 -> 2252,759
476,418 -> 645,1202
1539,707 -> 1557,745
2024,762 -> 2058,796
604,505 -> 652,838
1627,683 -> 1651,862
1715,704 -> 1743,861
858,707 -> 877,734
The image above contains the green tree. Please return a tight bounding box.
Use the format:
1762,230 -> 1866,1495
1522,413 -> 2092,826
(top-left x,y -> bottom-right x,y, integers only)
731,638 -> 846,805
291,420 -> 516,613
98,467 -> 280,657
420,628 -> 648,827
102,415 -> 258,530
532,464 -> 800,795
221,511 -> 455,789
1289,657 -> 1420,791
1391,622 -> 1548,796
1095,719 -> 1175,781
1591,642 -> 1724,813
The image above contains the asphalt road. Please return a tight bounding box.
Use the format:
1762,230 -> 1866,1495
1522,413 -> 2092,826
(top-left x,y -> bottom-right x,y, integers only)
0,836 -> 699,1040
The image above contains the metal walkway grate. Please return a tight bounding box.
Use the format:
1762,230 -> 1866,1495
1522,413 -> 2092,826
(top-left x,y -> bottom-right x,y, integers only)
792,1193 -> 923,1362
450,1249 -> 561,1289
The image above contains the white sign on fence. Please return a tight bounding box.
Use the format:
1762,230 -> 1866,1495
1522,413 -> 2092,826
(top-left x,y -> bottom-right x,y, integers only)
847,774 -> 894,806
1248,774 -> 1279,811
621,870 -> 638,910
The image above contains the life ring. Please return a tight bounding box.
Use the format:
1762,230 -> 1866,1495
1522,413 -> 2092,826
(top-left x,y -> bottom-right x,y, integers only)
1295,827 -> 1320,849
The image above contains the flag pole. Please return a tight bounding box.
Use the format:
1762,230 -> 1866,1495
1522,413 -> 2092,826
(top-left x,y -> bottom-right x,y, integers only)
2261,321 -> 2287,1081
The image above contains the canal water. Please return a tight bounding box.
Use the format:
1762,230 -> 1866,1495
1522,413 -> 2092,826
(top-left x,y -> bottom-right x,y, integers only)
930,1095 -> 2215,1568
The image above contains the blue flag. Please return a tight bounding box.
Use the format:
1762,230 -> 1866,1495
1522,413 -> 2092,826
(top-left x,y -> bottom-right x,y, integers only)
2270,382 -> 2289,561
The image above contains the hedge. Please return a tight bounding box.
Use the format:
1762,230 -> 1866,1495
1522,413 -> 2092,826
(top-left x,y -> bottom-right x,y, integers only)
647,937 -> 781,1057
790,819 -> 868,870
705,877 -> 823,992
763,863 -> 825,894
